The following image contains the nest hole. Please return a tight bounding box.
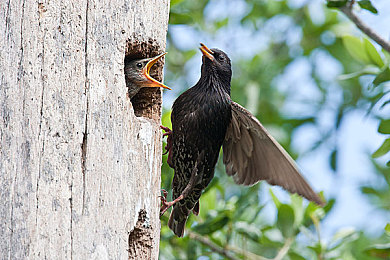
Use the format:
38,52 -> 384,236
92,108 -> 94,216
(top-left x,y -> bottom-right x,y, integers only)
125,39 -> 164,121
128,209 -> 152,259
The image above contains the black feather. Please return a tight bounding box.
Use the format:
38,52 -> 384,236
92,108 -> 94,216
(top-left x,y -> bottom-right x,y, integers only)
168,48 -> 232,237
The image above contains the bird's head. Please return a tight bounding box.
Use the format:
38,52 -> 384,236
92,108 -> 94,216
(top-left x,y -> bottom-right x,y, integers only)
199,43 -> 232,84
124,53 -> 171,97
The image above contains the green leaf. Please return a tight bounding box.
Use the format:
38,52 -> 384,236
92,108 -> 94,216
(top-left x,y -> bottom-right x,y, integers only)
161,110 -> 172,129
373,68 -> 390,86
199,188 -> 217,218
364,243 -> 390,258
289,251 -> 306,260
186,239 -> 198,259
342,35 -> 371,64
308,244 -> 323,255
385,223 -> 390,236
361,186 -> 378,195
382,100 -> 390,110
328,228 -> 359,251
302,202 -> 319,227
358,0 -> 378,14
269,188 -> 281,208
330,149 -> 337,171
338,67 -> 380,80
235,222 -> 261,241
378,119 -> 390,134
364,38 -> 384,67
290,194 -> 303,226
192,211 -> 230,235
326,0 -> 348,8
170,0 -> 185,6
215,17 -> 229,29
169,12 -> 193,25
332,227 -> 356,241
323,198 -> 335,214
373,138 -> 390,158
277,204 -> 295,238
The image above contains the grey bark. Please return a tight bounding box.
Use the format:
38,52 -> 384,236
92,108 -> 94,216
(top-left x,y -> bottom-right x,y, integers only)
0,0 -> 170,259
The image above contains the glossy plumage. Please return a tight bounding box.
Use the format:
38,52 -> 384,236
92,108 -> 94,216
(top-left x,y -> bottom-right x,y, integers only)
164,44 -> 324,237
167,46 -> 232,237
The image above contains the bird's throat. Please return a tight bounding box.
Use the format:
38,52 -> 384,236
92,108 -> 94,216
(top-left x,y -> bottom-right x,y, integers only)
197,71 -> 231,97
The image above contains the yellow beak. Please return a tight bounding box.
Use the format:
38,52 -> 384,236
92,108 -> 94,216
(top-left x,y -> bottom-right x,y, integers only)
199,43 -> 214,61
142,52 -> 171,90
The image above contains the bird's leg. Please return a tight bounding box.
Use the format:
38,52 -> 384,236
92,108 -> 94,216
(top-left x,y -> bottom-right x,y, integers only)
159,189 -> 168,201
160,125 -> 172,155
159,195 -> 185,217
158,189 -> 169,208
160,125 -> 172,135
160,125 -> 173,167
160,151 -> 205,217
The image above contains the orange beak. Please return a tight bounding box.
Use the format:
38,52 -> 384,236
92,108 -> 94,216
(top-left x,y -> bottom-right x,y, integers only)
142,52 -> 171,90
199,43 -> 214,61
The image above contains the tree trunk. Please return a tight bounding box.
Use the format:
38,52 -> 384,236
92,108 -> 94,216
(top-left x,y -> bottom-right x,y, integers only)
0,0 -> 169,259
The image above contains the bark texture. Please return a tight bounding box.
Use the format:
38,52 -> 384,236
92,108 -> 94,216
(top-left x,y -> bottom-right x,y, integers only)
0,0 -> 170,259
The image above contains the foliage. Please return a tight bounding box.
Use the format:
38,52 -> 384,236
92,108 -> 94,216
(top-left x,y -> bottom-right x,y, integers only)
160,0 -> 390,259
340,33 -> 390,162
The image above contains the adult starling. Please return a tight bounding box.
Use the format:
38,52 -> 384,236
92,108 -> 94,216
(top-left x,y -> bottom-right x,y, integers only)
161,43 -> 324,237
124,52 -> 171,99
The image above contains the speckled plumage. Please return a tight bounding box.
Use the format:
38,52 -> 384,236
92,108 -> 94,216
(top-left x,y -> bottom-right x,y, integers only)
164,44 -> 324,237
168,48 -> 232,237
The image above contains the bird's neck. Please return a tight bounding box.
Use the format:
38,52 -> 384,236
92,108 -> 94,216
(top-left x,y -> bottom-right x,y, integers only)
197,72 -> 231,96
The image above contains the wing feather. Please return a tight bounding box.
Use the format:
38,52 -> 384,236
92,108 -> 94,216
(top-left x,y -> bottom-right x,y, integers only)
223,102 -> 324,206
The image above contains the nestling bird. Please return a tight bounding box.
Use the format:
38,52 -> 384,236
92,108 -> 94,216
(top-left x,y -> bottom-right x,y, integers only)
124,52 -> 171,99
160,43 -> 325,237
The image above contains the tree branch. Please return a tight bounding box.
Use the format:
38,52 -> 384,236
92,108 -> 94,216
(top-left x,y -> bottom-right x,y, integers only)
226,245 -> 269,260
189,231 -> 295,260
339,4 -> 390,53
273,238 -> 294,260
187,232 -> 240,260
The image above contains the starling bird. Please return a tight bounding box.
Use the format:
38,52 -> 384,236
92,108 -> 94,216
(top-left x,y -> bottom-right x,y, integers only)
161,43 -> 324,237
124,52 -> 171,99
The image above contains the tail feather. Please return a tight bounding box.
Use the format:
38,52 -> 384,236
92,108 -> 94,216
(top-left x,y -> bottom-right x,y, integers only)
168,151 -> 205,237
192,201 -> 200,216
168,204 -> 191,237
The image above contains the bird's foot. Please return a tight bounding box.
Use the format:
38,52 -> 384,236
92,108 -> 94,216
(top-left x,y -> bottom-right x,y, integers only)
158,189 -> 169,213
160,126 -> 174,167
160,125 -> 172,137
159,189 -> 168,199
160,125 -> 173,155
159,194 -> 184,217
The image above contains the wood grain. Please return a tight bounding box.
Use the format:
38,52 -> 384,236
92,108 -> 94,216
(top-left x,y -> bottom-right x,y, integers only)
0,0 -> 170,259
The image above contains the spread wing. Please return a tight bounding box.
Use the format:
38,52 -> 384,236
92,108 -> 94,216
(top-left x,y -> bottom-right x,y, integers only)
223,102 -> 324,206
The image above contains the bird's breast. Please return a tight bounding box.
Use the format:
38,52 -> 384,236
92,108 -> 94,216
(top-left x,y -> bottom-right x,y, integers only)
172,89 -> 231,145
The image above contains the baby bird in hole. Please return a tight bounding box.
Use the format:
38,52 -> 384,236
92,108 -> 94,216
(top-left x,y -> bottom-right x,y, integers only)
124,52 -> 170,99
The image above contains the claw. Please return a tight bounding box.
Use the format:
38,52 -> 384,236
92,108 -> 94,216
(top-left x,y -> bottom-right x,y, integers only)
160,194 -> 184,217
159,189 -> 169,216
160,125 -> 173,162
160,189 -> 168,199
160,125 -> 171,133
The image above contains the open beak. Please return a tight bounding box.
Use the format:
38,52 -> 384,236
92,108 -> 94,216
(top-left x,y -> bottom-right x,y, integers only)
199,43 -> 214,61
142,52 -> 171,90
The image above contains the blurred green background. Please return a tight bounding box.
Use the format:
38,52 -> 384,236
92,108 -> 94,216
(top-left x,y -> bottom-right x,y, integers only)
159,0 -> 390,259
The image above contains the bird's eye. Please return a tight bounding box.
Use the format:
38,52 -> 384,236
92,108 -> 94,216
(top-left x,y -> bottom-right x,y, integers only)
218,55 -> 224,62
136,63 -> 142,68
